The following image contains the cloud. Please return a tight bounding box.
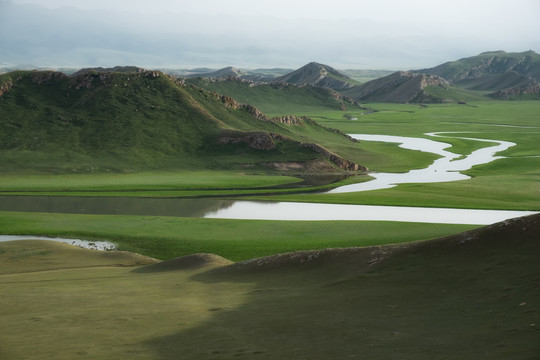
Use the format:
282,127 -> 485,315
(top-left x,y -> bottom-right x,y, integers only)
1,0 -> 539,69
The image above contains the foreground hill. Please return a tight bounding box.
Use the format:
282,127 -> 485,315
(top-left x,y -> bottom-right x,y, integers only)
1,213 -> 538,359
418,50 -> 540,99
0,69 -> 365,173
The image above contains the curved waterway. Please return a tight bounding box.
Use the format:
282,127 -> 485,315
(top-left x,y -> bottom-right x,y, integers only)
328,132 -> 516,193
0,133 -> 536,226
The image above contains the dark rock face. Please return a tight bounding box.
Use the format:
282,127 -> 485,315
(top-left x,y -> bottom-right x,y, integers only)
217,132 -> 277,151
217,131 -> 367,172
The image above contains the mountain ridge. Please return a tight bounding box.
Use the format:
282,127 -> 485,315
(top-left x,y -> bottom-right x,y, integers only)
275,62 -> 357,90
0,69 -> 365,173
341,71 -> 453,103
417,50 -> 540,98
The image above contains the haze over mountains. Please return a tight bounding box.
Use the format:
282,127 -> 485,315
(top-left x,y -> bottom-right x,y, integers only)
1,50 -> 539,173
183,51 -> 540,103
2,0 -> 540,71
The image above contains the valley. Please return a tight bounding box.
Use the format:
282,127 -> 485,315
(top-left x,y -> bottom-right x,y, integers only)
1,50 -> 540,359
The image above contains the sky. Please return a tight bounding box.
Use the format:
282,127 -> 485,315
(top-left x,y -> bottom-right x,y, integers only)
1,0 -> 539,70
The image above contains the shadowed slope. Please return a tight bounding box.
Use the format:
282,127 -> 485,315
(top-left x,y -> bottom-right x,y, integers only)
154,213 -> 540,359
132,253 -> 233,273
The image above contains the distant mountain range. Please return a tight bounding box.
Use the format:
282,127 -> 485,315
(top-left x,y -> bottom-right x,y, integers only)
183,51 -> 540,103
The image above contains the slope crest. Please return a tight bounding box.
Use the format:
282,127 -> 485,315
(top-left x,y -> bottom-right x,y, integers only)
277,62 -> 355,90
343,71 -> 451,103
207,213 -> 540,275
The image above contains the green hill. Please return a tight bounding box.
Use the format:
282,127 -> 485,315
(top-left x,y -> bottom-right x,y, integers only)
418,50 -> 540,99
185,77 -> 363,114
341,71 -> 485,103
276,62 -> 359,90
0,69 -> 365,173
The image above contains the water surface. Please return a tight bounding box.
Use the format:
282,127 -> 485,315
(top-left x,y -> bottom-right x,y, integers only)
329,132 -> 515,193
0,133 -> 532,226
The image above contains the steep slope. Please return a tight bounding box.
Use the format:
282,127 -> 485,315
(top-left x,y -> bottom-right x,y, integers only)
184,213 -> 540,359
418,50 -> 540,98
185,77 -> 363,113
276,62 -> 357,90
0,69 -> 364,173
340,71 -> 478,103
419,50 -> 540,84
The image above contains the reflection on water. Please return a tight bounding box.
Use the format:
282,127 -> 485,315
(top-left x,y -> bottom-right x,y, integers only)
0,133 -> 532,225
0,196 -> 235,217
203,201 -> 536,225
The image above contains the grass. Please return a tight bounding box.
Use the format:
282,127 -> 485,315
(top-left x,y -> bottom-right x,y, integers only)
0,70 -> 366,174
185,77 -> 361,114
275,101 -> 540,210
0,211 -> 476,261
1,213 -> 538,359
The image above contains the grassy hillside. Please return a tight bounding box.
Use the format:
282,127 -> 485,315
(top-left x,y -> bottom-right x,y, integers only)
185,77 -> 362,114
341,71 -> 486,103
418,51 -> 540,98
1,213 -> 538,359
0,69 -> 365,173
275,62 -> 359,90
419,50 -> 540,83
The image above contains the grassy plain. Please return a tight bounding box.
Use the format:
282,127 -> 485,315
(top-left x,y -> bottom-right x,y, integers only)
0,211 -> 475,261
264,101 -> 540,210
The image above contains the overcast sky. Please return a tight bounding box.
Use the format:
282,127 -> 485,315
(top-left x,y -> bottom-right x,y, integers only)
1,0 -> 539,69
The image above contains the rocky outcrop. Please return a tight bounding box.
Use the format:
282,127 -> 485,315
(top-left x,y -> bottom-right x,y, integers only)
491,81 -> 540,99
71,66 -> 147,76
346,71 -> 450,103
217,131 -> 277,150
0,78 -> 13,97
69,69 -> 164,90
271,115 -> 307,126
31,71 -> 68,84
300,142 -> 366,171
217,131 -> 366,172
1,71 -> 68,97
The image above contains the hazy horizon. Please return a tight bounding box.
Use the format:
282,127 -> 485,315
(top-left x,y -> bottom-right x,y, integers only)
1,0 -> 539,70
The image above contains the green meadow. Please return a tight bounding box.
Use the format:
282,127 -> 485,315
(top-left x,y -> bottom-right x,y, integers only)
266,101 -> 540,210
0,212 -> 476,261
1,92 -> 540,360
1,101 -> 539,260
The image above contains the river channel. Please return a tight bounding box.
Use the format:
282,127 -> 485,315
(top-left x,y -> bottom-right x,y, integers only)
0,133 -> 536,226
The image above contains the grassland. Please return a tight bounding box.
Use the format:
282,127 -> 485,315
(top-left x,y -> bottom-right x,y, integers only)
0,212 -> 475,261
267,101 -> 540,210
1,72 -> 539,359
1,213 -> 538,359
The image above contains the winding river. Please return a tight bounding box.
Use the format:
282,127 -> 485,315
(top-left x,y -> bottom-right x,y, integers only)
0,133 -> 536,232
329,132 -> 516,193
